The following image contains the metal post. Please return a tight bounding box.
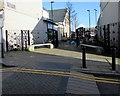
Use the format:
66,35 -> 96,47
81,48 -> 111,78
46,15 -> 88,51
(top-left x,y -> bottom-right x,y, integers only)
87,10 -> 91,31
83,28 -> 86,43
89,11 -> 91,31
94,9 -> 97,25
6,30 -> 8,52
21,30 -> 24,51
24,31 -> 27,50
112,48 -> 116,71
103,25 -> 107,52
107,24 -> 110,52
76,29 -> 79,47
1,42 -> 4,58
28,30 -> 30,45
1,28 -> 4,58
82,46 -> 86,68
56,30 -> 58,48
51,1 -> 55,46
52,30 -> 55,46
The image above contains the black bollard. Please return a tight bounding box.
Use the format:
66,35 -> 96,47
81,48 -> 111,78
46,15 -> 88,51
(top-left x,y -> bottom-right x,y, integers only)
1,42 -> 4,58
82,46 -> 86,68
112,48 -> 116,71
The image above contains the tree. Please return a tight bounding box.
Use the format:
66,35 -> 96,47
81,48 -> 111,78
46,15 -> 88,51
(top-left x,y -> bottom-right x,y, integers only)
72,13 -> 79,31
66,1 -> 75,34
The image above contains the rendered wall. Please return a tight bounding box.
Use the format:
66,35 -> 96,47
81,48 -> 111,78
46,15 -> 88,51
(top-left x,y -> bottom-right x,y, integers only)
0,0 -> 3,10
2,0 -> 49,50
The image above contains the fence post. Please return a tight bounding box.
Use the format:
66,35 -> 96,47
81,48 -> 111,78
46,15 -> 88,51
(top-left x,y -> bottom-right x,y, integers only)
76,29 -> 79,47
56,30 -> 58,48
112,48 -> 116,71
52,30 -> 55,46
82,46 -> 86,68
1,42 -> 4,58
28,30 -> 30,46
6,30 -> 8,52
21,30 -> 24,51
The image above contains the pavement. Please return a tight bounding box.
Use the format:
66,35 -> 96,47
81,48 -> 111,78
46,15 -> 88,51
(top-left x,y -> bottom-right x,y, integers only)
33,48 -> 120,75
1,41 -> 120,95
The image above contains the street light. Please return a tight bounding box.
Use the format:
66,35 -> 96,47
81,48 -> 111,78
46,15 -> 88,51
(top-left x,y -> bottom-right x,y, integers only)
50,1 -> 55,45
87,10 -> 91,31
51,1 -> 54,25
94,9 -> 97,26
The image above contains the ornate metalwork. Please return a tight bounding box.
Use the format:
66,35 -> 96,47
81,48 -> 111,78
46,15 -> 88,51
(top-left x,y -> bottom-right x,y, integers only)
6,30 -> 30,51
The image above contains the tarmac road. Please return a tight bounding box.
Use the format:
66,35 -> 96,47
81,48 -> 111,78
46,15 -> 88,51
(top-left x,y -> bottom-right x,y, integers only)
2,51 -> 73,95
94,74 -> 120,96
1,51 -> 120,95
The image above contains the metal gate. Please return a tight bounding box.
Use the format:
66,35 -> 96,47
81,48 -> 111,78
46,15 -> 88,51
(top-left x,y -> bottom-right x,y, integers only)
76,27 -> 85,47
47,29 -> 58,48
103,24 -> 110,52
6,30 -> 30,51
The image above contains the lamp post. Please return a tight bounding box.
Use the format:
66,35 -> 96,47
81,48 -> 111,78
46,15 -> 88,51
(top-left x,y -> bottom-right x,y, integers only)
51,1 -> 54,26
50,1 -> 54,45
87,10 -> 91,31
94,9 -> 97,25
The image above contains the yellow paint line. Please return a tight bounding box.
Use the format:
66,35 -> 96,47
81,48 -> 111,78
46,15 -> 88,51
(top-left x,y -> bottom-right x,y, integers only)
2,69 -> 120,84
2,68 -> 119,82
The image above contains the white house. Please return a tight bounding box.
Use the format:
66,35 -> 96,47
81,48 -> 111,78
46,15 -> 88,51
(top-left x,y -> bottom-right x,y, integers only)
97,0 -> 120,53
0,0 -> 56,52
49,8 -> 70,40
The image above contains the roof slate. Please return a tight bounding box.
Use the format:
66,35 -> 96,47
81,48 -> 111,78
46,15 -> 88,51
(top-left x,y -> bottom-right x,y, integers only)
48,8 -> 67,22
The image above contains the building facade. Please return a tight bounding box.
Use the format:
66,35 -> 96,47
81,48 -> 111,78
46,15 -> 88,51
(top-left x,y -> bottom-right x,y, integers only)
97,0 -> 120,53
49,9 -> 70,40
0,0 -> 55,52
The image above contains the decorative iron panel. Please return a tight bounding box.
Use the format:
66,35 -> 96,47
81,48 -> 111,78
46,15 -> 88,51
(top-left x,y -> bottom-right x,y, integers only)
6,30 -> 30,51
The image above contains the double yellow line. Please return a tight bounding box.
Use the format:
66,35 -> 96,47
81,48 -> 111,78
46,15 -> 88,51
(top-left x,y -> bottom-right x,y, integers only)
1,68 -> 120,84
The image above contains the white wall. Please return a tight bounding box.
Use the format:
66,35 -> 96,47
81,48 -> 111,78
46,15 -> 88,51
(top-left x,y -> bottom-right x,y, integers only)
55,22 -> 63,40
2,0 -> 48,50
32,19 -> 48,44
43,9 -> 49,19
4,0 -> 42,29
100,2 -> 119,25
4,0 -> 42,18
0,0 -> 4,10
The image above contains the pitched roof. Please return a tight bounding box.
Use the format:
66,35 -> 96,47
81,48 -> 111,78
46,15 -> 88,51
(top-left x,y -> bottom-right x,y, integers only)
48,8 -> 68,22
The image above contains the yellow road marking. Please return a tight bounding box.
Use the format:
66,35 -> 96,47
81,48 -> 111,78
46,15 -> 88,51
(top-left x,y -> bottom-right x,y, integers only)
1,68 -> 120,82
2,69 -> 120,84
1,68 -> 120,84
